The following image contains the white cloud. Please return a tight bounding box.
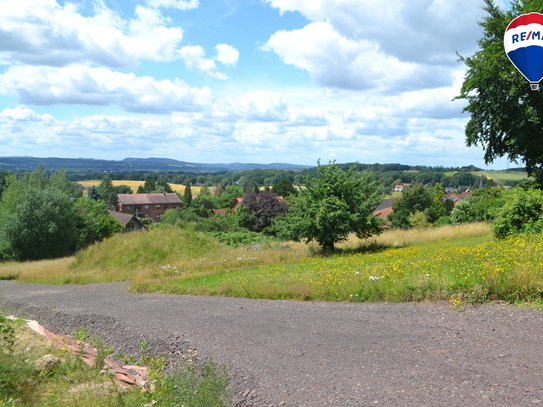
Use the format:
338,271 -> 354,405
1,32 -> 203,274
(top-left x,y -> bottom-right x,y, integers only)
0,0 -> 184,68
264,0 -> 483,92
264,22 -> 450,92
287,107 -> 328,127
0,106 -> 55,123
215,44 -> 239,67
265,0 -> 481,63
146,0 -> 200,10
178,45 -> 228,79
0,65 -> 213,113
224,90 -> 290,122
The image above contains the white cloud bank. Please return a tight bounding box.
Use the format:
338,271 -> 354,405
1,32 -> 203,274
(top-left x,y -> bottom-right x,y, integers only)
0,0 -> 185,68
146,0 -> 199,10
0,65 -> 213,113
263,0 -> 482,92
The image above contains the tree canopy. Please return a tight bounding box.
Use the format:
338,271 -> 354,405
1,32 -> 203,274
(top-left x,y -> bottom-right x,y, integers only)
238,191 -> 288,233
388,183 -> 432,229
276,161 -> 383,252
2,188 -> 78,261
457,0 -> 543,184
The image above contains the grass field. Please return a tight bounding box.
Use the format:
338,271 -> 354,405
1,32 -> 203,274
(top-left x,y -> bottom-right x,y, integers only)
473,170 -> 532,184
5,223 -> 543,305
77,180 -> 212,196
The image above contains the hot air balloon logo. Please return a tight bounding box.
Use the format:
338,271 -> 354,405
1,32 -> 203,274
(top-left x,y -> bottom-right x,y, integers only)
504,12 -> 543,90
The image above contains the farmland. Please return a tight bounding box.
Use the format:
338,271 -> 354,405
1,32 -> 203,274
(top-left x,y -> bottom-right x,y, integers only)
77,180 -> 210,195
473,170 -> 532,184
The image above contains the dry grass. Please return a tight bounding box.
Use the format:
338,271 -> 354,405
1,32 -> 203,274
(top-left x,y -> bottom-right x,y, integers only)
0,257 -> 75,284
360,223 -> 492,249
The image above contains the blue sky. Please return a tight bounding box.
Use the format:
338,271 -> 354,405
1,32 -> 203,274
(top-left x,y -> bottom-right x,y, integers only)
0,0 -> 514,168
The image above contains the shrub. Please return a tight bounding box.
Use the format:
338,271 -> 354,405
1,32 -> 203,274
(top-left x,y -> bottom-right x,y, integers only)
194,213 -> 243,233
450,198 -> 478,224
408,211 -> 430,228
434,216 -> 452,227
492,187 -> 543,238
209,231 -> 272,247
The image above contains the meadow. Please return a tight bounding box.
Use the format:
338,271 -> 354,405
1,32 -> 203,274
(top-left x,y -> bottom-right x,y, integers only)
473,170 -> 532,184
2,223 -> 543,305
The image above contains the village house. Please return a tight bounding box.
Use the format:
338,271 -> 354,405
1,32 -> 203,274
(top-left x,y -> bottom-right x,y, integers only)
109,211 -> 148,232
117,193 -> 182,221
394,183 -> 411,192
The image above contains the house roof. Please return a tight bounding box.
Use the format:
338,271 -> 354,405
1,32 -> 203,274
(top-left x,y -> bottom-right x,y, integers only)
445,191 -> 472,202
373,206 -> 393,220
109,211 -> 148,230
117,193 -> 182,205
230,197 -> 244,211
212,209 -> 228,216
375,198 -> 394,211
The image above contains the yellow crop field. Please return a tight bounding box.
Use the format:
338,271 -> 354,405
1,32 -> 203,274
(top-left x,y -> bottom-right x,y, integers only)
77,180 -> 210,195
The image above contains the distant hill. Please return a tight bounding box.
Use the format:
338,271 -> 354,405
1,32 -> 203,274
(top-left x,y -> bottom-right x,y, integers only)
0,156 -> 311,172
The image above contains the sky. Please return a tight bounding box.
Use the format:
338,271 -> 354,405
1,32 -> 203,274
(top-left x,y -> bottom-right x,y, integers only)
0,0 -> 515,168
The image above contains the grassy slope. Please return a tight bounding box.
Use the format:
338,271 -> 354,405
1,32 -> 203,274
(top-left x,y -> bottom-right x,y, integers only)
2,222 -> 543,304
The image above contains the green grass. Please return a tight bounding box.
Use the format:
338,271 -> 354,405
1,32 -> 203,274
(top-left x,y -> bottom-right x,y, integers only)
474,170 -> 532,184
4,222 -> 543,305
0,315 -> 230,406
131,230 -> 543,304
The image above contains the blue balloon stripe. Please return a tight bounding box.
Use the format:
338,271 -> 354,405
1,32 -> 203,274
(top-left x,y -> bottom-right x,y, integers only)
507,46 -> 543,83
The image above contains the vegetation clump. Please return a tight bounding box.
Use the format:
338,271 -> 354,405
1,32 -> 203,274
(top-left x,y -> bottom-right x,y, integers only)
0,315 -> 231,406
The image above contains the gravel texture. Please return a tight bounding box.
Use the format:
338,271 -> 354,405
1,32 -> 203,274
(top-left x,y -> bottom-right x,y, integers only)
2,280 -> 543,406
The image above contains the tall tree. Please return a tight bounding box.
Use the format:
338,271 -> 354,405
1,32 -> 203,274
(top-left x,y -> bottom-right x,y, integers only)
97,176 -> 119,210
183,181 -> 193,208
49,168 -> 83,198
272,178 -> 298,197
88,186 -> 102,201
74,197 -> 124,250
276,161 -> 383,252
137,179 -> 157,193
389,184 -> 432,229
457,0 -> 543,184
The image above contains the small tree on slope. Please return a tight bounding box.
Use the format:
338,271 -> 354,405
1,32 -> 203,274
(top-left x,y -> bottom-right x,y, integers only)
276,161 -> 383,252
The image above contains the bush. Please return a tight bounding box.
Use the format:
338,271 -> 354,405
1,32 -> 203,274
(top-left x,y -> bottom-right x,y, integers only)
492,188 -> 543,238
160,208 -> 199,226
408,211 -> 430,228
209,231 -> 272,247
434,216 -> 452,227
450,198 -> 478,224
194,213 -> 243,233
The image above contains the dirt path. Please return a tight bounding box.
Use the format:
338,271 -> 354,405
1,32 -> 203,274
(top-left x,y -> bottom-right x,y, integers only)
1,280 -> 543,406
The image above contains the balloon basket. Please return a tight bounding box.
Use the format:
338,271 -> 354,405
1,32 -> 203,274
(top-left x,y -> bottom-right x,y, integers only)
531,83 -> 540,91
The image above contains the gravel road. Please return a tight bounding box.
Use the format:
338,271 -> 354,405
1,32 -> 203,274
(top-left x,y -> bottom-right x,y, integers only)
1,280 -> 543,406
